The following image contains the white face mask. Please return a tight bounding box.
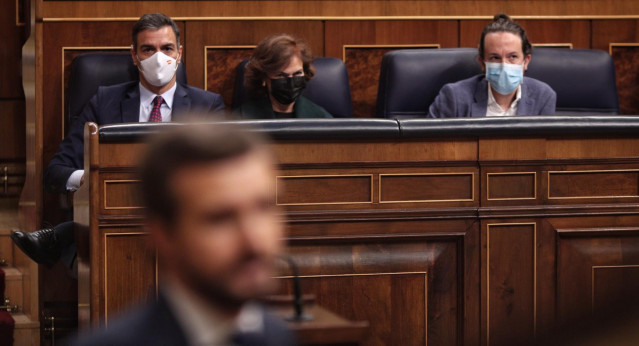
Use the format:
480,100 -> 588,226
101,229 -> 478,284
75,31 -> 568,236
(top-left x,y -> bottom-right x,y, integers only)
137,51 -> 179,87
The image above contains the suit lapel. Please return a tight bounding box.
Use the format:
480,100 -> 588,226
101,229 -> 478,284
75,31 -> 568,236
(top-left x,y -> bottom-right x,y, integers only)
172,83 -> 191,120
472,77 -> 489,117
121,84 -> 140,123
516,80 -> 534,115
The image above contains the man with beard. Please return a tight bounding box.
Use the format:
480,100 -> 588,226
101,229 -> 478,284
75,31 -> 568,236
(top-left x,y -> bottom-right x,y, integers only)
72,123 -> 295,346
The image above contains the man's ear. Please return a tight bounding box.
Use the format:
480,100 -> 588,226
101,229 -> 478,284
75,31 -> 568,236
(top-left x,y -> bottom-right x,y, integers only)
130,45 -> 139,67
477,55 -> 486,72
177,45 -> 183,64
523,54 -> 532,71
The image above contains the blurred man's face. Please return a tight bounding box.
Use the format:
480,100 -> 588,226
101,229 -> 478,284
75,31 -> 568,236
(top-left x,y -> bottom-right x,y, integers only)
159,151 -> 283,308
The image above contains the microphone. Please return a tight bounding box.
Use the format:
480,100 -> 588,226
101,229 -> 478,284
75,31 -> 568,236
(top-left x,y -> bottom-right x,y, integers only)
279,255 -> 313,322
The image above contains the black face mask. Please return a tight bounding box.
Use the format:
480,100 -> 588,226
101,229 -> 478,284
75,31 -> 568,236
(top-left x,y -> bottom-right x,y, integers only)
269,76 -> 306,105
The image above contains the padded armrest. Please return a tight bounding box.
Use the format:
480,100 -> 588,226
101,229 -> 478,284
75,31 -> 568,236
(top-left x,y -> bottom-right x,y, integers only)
99,119 -> 401,142
99,116 -> 639,143
398,116 -> 639,138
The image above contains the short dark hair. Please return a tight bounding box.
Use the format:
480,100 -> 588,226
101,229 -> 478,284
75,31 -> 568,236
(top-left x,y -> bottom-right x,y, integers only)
478,13 -> 532,59
140,123 -> 267,226
132,13 -> 181,50
245,34 -> 315,95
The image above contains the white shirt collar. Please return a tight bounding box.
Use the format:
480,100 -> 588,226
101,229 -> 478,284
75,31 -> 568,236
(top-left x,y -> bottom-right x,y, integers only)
162,279 -> 264,346
139,81 -> 177,109
486,84 -> 522,117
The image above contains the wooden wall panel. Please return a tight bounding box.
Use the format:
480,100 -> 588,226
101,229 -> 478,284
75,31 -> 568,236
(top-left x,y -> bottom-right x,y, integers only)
592,20 -> 639,114
325,20 -> 457,117
283,232 -> 463,346
0,100 -> 26,161
591,20 -> 639,51
38,0 -> 639,19
460,20 -> 591,49
556,227 -> 639,322
205,47 -> 254,109
185,20 -> 324,103
610,45 -> 639,115
103,231 -> 156,325
482,222 -> 537,345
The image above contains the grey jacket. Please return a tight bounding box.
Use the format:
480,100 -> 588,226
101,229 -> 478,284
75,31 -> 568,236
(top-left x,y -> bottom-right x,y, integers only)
428,75 -> 556,117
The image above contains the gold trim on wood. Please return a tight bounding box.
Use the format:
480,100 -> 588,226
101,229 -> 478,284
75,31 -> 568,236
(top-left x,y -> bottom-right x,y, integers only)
609,42 -> 639,55
103,179 -> 143,210
103,232 -> 157,326
15,0 -> 24,26
378,172 -> 475,204
591,264 -> 639,314
276,271 -> 428,346
42,15 -> 639,23
486,172 -> 537,201
533,43 -> 573,49
342,44 -> 439,62
486,222 -> 537,345
547,169 -> 639,200
61,46 -> 131,139
203,45 -> 256,91
275,174 -> 374,206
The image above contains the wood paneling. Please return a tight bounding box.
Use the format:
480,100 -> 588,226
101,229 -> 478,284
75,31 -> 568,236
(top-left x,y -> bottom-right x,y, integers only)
610,45 -> 639,115
283,232 -> 464,346
486,172 -> 536,201
326,20 -> 457,117
185,21 -> 324,91
460,20 -> 590,50
591,20 -> 639,51
0,0 -> 26,99
483,222 -> 536,345
555,225 -> 639,323
205,47 -> 254,108
38,1 -> 639,19
379,173 -> 474,203
0,100 -> 26,161
548,170 -> 639,199
277,175 -> 372,205
104,231 -> 156,324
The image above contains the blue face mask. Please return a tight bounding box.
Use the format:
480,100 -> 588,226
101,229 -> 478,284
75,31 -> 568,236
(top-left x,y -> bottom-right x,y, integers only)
485,62 -> 524,95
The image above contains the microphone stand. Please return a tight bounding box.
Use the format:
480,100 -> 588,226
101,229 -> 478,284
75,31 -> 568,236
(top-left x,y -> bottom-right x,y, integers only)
279,255 -> 313,322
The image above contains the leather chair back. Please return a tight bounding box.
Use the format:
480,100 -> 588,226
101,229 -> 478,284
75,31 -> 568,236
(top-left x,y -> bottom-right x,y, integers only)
526,48 -> 620,115
67,52 -> 187,124
232,57 -> 354,118
376,48 -> 482,119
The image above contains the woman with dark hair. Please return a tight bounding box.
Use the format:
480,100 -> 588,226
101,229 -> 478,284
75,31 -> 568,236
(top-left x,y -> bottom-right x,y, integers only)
428,14 -> 556,117
234,34 -> 332,119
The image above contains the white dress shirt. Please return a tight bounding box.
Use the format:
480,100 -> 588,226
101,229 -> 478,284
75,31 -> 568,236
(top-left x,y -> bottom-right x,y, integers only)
66,83 -> 177,191
486,84 -> 522,117
163,279 -> 264,346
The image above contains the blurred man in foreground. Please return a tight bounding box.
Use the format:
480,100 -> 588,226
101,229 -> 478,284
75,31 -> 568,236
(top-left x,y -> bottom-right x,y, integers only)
72,123 -> 295,345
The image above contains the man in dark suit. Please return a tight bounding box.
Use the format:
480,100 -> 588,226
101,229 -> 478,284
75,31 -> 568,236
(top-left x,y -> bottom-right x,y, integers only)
72,124 -> 295,345
11,13 -> 225,266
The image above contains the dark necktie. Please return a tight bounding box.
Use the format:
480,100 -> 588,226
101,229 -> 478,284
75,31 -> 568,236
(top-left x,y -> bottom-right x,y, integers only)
149,95 -> 164,122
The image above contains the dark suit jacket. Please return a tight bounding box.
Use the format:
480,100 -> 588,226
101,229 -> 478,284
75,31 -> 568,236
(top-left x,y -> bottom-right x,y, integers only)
233,94 -> 333,119
45,81 -> 225,192
69,294 -> 296,346
427,75 -> 556,118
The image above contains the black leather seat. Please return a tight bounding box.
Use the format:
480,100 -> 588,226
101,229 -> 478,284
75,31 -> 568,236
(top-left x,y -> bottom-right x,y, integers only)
376,48 -> 482,119
232,57 -> 354,118
526,48 -> 620,115
67,52 -> 187,125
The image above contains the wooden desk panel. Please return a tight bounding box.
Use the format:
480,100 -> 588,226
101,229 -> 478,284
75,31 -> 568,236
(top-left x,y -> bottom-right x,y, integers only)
75,128 -> 639,344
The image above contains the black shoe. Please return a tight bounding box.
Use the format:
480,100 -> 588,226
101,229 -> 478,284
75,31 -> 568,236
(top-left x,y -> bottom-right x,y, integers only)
11,228 -> 62,266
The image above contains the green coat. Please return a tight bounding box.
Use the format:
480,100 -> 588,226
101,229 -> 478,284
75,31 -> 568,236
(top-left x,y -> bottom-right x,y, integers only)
233,94 -> 333,119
